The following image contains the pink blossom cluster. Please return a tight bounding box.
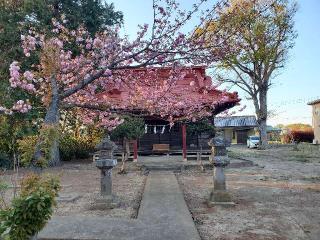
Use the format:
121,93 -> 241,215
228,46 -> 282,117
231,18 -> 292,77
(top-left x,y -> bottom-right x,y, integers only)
6,0 -> 239,126
52,18 -> 67,33
50,37 -> 64,48
0,106 -> 12,115
102,117 -> 125,131
9,62 -> 36,92
21,34 -> 38,57
85,67 -> 240,124
79,109 -> 124,129
0,100 -> 32,115
12,100 -> 32,113
219,103 -> 246,117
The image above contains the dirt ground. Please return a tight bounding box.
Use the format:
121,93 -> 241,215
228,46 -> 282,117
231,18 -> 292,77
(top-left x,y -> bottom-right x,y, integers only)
0,161 -> 146,219
1,145 -> 319,239
177,145 -> 320,240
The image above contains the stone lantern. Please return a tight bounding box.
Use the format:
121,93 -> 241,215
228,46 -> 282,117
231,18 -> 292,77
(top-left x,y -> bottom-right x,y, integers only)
208,134 -> 234,206
92,137 -> 118,209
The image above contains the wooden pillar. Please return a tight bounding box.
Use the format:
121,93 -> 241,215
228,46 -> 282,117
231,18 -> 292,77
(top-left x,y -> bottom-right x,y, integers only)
133,139 -> 138,162
182,124 -> 187,161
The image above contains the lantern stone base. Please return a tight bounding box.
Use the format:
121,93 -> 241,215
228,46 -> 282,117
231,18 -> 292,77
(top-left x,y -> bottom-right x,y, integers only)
90,195 -> 119,210
207,190 -> 235,207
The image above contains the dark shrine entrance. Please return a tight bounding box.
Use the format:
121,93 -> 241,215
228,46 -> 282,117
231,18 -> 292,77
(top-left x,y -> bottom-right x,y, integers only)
139,120 -> 182,153
111,118 -> 212,160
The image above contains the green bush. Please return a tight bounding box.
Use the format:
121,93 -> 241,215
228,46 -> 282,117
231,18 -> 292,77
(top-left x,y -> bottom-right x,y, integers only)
0,115 -> 41,170
0,181 -> 9,209
59,135 -> 100,161
74,137 -> 96,159
59,135 -> 77,161
0,174 -> 60,240
110,116 -> 145,141
17,128 -> 102,163
17,124 -> 59,167
17,136 -> 38,167
187,119 -> 215,137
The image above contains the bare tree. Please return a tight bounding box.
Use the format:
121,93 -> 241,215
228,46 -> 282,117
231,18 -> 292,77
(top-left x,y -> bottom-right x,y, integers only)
202,0 -> 297,148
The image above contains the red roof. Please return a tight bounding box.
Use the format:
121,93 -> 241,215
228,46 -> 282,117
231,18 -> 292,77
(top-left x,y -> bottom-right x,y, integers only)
98,66 -> 240,118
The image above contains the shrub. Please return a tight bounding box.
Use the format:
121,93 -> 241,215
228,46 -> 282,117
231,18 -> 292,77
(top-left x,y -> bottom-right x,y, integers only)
59,135 -> 78,161
0,181 -> 9,210
17,127 -> 102,163
74,136 -> 97,159
187,119 -> 215,137
17,124 -> 59,168
281,130 -> 314,143
17,136 -> 38,167
0,174 -> 60,240
110,116 -> 145,141
59,135 -> 101,161
0,115 -> 40,170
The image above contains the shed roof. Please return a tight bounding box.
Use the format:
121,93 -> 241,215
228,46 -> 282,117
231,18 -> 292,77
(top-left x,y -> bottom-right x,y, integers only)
266,125 -> 282,132
214,116 -> 258,128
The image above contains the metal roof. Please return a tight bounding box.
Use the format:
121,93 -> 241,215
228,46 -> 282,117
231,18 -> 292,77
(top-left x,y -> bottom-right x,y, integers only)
266,125 -> 282,132
307,99 -> 320,105
214,116 -> 258,128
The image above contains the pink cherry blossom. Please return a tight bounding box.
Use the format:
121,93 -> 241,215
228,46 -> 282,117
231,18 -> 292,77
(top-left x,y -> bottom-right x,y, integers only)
2,0 -> 242,127
23,71 -> 34,81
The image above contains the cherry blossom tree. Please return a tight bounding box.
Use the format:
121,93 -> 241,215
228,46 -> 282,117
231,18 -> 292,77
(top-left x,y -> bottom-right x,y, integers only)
2,0 -> 238,167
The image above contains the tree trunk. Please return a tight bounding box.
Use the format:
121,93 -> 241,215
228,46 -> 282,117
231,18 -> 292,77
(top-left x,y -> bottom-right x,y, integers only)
258,118 -> 268,148
33,77 -> 61,168
125,138 -> 130,160
197,145 -> 205,172
257,88 -> 268,149
48,135 -> 60,167
119,137 -> 130,174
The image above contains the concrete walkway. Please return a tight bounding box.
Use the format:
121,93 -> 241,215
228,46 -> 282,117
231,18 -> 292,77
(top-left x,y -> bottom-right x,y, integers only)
38,172 -> 200,240
138,172 -> 201,240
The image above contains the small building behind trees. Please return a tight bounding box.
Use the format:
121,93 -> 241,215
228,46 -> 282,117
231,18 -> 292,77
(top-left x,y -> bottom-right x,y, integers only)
214,116 -> 258,144
266,126 -> 282,142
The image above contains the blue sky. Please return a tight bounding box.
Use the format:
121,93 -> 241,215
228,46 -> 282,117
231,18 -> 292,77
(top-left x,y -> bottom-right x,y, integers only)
109,0 -> 320,126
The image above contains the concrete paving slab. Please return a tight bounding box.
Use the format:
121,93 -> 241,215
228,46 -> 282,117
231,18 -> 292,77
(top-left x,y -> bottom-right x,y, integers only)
138,171 -> 201,240
38,216 -> 147,240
